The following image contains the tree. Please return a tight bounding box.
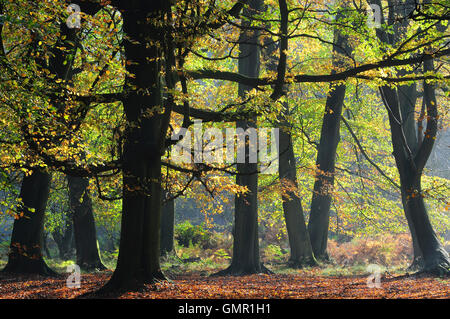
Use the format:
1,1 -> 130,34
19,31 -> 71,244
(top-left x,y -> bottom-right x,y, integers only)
1,0 -> 102,275
372,0 -> 450,274
308,9 -> 353,261
278,108 -> 317,267
215,0 -> 267,276
2,171 -> 54,274
263,36 -> 317,267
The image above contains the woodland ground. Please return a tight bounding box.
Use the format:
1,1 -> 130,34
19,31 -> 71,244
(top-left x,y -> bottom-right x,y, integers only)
0,262 -> 448,299
0,234 -> 449,299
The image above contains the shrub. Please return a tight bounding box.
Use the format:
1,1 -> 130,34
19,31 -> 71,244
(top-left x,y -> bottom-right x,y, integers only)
327,233 -> 413,267
175,221 -> 213,249
262,244 -> 287,263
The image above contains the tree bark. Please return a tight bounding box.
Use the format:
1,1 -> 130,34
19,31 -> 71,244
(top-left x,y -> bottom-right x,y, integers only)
307,21 -> 351,261
2,170 -> 55,275
101,1 -> 169,291
67,176 -> 106,271
397,84 -> 424,270
278,124 -> 317,267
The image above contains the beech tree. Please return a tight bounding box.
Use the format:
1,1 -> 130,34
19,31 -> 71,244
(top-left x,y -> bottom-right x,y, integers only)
308,8 -> 353,261
370,0 -> 450,274
1,0 -> 102,275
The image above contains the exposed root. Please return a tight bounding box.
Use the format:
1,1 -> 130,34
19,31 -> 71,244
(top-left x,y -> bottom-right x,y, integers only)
2,258 -> 59,277
406,256 -> 425,272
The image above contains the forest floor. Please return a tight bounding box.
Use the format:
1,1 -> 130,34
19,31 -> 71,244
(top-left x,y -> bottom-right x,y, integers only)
0,269 -> 448,299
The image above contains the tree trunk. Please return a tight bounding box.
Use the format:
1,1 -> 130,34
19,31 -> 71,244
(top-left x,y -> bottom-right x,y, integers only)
2,1 -> 101,276
373,0 -> 449,274
101,1 -> 169,291
215,0 -> 267,276
397,83 -> 424,270
67,176 -> 106,271
43,232 -> 52,259
380,60 -> 450,275
2,170 -> 55,275
399,169 -> 450,274
308,23 -> 350,261
278,126 -> 317,267
52,215 -> 74,260
263,34 -> 317,268
160,192 -> 175,257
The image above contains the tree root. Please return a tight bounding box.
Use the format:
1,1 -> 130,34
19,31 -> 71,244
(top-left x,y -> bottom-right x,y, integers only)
1,257 -> 59,277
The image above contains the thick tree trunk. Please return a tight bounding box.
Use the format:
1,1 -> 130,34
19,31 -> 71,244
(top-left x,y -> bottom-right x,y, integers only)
2,170 -> 55,275
160,192 -> 175,257
227,120 -> 263,275
307,15 -> 351,261
67,176 -> 105,271
278,127 -> 317,267
214,0 -> 267,276
101,1 -> 169,291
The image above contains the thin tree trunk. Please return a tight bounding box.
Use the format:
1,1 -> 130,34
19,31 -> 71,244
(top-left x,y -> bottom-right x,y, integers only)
43,231 -> 52,258
263,35 -> 317,267
67,176 -> 106,271
2,170 -> 55,275
397,84 -> 424,270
